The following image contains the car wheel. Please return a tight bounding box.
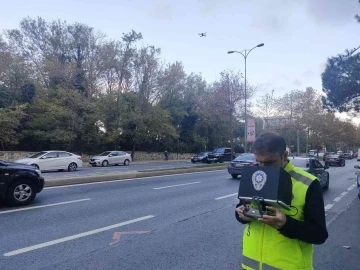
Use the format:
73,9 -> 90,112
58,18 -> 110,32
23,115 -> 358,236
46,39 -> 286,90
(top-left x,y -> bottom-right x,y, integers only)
31,164 -> 39,170
231,174 -> 238,179
102,160 -> 109,167
92,165 -> 97,167
124,159 -> 130,166
6,180 -> 36,206
324,174 -> 329,190
219,157 -> 224,163
191,160 -> 195,163
68,162 -> 78,172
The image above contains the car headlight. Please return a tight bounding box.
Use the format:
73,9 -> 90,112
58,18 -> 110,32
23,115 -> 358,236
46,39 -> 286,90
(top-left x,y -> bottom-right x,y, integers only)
35,169 -> 42,177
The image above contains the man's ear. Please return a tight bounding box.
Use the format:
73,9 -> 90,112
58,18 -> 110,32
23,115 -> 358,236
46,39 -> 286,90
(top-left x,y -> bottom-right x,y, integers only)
283,151 -> 288,161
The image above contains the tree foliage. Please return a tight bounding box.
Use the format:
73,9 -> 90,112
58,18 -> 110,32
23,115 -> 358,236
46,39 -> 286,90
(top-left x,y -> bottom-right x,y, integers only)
1,16 -> 357,157
321,46 -> 360,112
254,87 -> 360,153
0,16 -> 256,157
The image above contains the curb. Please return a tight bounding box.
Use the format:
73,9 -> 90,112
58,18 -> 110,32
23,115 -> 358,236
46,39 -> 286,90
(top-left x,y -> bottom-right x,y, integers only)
44,164 -> 228,187
83,159 -> 191,167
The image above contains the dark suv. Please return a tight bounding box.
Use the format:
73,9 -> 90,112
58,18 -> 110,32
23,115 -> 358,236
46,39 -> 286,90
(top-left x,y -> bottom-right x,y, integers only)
325,154 -> 345,167
0,160 -> 44,206
207,148 -> 235,163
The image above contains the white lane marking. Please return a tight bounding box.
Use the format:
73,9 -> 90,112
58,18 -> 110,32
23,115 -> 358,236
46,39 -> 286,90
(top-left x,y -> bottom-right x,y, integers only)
215,193 -> 238,200
44,170 -> 224,190
324,204 -> 334,211
0,199 -> 91,214
3,215 -> 155,257
153,182 -> 201,190
325,183 -> 357,211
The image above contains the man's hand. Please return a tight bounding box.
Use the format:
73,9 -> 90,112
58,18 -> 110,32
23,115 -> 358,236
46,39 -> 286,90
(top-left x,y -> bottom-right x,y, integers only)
258,206 -> 286,229
236,204 -> 253,222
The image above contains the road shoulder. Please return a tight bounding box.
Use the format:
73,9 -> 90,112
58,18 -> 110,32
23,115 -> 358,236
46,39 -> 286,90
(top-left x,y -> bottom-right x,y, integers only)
314,197 -> 360,269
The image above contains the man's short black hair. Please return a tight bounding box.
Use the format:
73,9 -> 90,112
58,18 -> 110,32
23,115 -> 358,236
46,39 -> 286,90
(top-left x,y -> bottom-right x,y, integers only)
252,131 -> 286,155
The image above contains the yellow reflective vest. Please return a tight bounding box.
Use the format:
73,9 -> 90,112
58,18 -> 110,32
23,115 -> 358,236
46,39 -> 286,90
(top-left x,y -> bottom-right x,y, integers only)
241,160 -> 317,270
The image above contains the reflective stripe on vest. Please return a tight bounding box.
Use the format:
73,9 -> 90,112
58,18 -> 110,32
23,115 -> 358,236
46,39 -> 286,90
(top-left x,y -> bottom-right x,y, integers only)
242,255 -> 280,270
289,171 -> 313,186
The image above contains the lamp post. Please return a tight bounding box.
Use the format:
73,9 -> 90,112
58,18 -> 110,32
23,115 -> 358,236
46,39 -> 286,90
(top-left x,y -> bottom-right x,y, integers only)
228,43 -> 264,153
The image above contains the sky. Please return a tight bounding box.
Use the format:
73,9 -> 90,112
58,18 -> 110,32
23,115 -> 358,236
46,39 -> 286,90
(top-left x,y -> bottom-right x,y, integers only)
1,0 -> 360,122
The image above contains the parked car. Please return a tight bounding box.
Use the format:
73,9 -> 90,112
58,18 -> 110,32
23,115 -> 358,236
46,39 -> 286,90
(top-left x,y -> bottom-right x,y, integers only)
15,151 -> 83,172
191,152 -> 210,163
291,157 -> 329,189
207,148 -> 235,163
343,153 -> 353,160
89,151 -> 132,167
228,153 -> 258,179
324,154 -> 345,167
323,152 -> 334,161
0,160 -> 44,206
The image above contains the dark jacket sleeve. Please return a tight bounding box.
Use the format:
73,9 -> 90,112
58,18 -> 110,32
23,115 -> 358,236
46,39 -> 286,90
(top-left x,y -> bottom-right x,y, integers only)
235,200 -> 250,224
278,180 -> 328,244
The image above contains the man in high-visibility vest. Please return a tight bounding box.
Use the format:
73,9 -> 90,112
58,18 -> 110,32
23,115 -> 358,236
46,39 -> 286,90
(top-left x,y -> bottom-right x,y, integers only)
236,132 -> 328,270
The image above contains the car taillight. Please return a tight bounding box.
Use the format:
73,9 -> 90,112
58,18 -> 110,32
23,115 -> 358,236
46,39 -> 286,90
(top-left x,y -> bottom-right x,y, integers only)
78,156 -> 82,160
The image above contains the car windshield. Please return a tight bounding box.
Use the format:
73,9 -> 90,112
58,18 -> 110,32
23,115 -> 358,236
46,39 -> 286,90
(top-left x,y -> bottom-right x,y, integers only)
99,151 -> 112,156
29,151 -> 47,158
199,152 -> 208,156
235,154 -> 256,161
328,154 -> 339,158
213,148 -> 224,153
291,158 -> 309,168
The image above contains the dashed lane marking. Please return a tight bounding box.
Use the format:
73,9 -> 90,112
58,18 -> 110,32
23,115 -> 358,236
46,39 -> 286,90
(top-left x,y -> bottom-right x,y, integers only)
0,199 -> 91,214
153,182 -> 201,190
3,215 -> 155,257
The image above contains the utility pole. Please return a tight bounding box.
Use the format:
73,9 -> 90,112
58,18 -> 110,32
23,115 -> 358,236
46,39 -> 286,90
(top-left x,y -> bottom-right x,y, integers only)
228,43 -> 264,153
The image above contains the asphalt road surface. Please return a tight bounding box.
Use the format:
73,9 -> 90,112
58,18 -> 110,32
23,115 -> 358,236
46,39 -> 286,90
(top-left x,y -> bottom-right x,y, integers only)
42,160 -> 205,180
1,159 -> 359,270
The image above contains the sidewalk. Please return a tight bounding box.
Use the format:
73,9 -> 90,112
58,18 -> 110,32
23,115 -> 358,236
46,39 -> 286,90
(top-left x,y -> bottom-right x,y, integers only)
314,197 -> 360,269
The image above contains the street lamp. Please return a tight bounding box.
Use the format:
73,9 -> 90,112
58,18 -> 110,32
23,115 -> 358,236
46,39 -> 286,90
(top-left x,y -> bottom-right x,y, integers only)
228,43 -> 264,153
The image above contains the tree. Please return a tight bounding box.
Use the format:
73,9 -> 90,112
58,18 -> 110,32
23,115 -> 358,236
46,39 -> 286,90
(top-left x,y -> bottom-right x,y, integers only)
0,104 -> 27,150
21,88 -> 101,152
254,90 -> 276,119
321,46 -> 360,113
21,83 -> 36,103
212,70 -> 245,157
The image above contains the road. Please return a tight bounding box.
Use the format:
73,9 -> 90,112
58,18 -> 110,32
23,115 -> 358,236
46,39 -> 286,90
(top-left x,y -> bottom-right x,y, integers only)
0,159 -> 359,270
42,160 -> 204,180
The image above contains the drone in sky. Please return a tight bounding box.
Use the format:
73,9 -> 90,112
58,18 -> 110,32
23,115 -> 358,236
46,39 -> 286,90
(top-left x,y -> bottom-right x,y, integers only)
198,32 -> 206,37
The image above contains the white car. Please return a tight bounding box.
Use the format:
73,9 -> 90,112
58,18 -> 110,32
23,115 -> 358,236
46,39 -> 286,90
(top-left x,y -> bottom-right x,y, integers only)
15,151 -> 83,172
89,151 -> 132,167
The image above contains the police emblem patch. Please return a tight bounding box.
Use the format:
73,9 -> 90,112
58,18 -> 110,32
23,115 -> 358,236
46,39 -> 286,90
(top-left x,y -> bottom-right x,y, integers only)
252,170 -> 267,191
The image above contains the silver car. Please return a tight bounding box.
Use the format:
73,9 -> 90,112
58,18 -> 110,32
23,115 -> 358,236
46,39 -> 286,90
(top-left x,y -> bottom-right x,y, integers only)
89,151 -> 132,167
